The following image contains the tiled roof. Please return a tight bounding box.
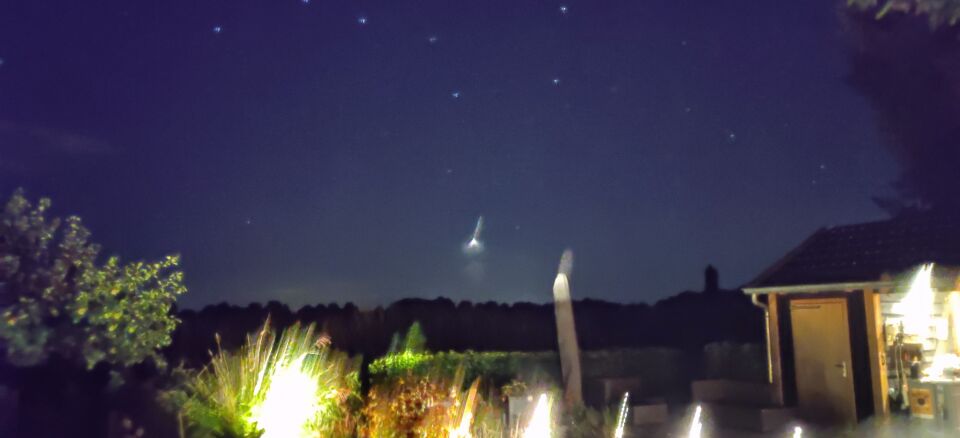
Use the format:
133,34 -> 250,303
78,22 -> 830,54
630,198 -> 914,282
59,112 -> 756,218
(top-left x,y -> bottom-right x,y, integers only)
747,213 -> 960,289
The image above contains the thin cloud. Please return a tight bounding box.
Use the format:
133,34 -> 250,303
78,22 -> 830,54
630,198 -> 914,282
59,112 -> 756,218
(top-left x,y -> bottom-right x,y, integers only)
0,120 -> 113,155
0,121 -> 113,175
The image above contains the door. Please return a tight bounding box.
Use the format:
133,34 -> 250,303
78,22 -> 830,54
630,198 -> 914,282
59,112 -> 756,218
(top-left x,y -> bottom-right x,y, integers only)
790,298 -> 857,424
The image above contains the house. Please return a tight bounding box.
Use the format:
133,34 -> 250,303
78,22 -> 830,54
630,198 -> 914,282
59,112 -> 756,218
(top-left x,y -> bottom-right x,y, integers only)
743,213 -> 960,426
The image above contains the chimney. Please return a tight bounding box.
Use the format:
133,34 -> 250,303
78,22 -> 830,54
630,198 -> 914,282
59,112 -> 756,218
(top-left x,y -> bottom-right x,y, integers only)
704,264 -> 719,293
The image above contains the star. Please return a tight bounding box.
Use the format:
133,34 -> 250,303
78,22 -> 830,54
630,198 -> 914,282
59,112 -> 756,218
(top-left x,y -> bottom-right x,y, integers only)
0,58 -> 4,67
559,5 -> 569,14
244,218 -> 252,225
451,90 -> 461,99
357,16 -> 368,25
552,78 -> 561,86
301,0 -> 310,3
724,129 -> 737,143
819,163 -> 827,171
212,25 -> 223,34
428,35 -> 439,44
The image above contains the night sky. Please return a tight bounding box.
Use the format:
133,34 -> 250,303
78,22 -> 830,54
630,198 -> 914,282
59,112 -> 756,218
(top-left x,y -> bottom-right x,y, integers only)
0,0 -> 897,308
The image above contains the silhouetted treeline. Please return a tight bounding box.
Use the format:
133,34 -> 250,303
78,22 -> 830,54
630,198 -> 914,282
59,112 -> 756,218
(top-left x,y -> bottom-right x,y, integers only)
166,288 -> 763,368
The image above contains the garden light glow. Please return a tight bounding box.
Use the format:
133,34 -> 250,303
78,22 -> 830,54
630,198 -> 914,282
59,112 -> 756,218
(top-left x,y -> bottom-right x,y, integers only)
891,263 -> 935,337
449,378 -> 480,438
524,393 -> 552,438
450,412 -> 473,438
252,354 -> 320,438
614,392 -> 629,438
182,321 -> 354,438
688,405 -> 702,438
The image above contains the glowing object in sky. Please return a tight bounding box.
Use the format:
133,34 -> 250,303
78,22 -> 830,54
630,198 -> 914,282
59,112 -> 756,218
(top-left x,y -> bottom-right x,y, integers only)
462,216 -> 484,254
793,426 -> 803,438
253,354 -> 319,438
892,263 -> 935,337
614,392 -> 630,438
524,393 -> 552,438
688,405 -> 702,438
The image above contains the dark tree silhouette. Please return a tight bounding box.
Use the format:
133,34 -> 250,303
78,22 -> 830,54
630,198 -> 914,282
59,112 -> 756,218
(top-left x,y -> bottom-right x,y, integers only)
166,289 -> 762,369
843,8 -> 960,214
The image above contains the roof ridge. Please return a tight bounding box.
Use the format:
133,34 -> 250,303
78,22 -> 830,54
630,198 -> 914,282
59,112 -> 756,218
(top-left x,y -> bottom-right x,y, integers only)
746,212 -> 960,289
745,227 -> 826,288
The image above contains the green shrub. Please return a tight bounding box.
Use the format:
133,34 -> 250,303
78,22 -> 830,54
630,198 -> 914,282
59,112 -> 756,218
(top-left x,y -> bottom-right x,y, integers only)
369,350 -> 560,389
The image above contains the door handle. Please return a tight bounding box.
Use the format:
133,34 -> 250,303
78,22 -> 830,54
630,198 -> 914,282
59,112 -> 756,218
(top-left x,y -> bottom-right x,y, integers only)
835,361 -> 847,378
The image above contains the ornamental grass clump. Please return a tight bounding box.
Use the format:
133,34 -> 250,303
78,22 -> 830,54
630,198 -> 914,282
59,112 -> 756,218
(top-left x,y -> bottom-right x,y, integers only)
169,319 -> 360,438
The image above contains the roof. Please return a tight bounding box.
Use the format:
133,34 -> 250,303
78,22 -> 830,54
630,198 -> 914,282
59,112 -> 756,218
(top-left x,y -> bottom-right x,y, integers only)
745,213 -> 960,292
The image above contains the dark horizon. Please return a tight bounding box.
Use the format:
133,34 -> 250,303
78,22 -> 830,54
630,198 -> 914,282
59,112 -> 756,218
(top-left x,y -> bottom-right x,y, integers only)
175,263 -> 738,311
0,0 -> 903,309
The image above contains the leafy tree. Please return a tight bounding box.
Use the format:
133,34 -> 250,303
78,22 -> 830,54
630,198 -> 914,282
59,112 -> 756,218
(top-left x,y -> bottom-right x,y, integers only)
849,0 -> 960,28
843,1 -> 960,214
0,188 -> 186,370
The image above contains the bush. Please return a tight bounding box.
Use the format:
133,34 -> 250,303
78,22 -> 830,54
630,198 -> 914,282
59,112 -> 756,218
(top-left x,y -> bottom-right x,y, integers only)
369,350 -> 560,389
165,320 -> 361,438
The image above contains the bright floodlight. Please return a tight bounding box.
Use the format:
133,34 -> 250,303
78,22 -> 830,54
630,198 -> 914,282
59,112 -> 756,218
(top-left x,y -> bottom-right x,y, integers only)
524,393 -> 552,438
253,354 -> 319,438
793,426 -> 803,438
892,263 -> 935,336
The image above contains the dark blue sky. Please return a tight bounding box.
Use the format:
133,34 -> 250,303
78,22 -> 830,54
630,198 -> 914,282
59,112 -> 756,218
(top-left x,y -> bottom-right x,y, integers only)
0,0 -> 896,308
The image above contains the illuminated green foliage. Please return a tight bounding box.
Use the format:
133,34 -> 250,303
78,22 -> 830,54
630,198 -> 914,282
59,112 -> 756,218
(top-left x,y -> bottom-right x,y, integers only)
369,350 -> 560,389
368,351 -> 432,377
849,0 -> 960,27
369,322 -> 561,389
0,189 -> 186,369
402,321 -> 427,354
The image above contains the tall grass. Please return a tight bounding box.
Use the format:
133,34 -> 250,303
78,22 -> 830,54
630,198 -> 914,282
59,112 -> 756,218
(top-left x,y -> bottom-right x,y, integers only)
360,366 -> 509,438
172,320 -> 360,438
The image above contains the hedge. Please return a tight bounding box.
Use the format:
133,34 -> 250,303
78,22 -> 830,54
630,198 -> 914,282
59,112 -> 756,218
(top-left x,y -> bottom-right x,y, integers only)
368,350 -> 560,387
